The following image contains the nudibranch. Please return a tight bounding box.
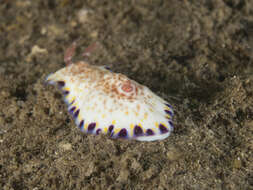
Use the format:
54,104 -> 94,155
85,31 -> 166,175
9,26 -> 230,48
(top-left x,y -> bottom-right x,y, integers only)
46,61 -> 174,141
46,62 -> 174,141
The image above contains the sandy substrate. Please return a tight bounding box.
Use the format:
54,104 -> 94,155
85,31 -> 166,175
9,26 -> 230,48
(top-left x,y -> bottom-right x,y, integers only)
0,0 -> 252,189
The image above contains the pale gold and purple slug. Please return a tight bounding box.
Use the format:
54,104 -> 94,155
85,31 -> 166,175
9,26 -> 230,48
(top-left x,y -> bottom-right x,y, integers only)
46,61 -> 174,141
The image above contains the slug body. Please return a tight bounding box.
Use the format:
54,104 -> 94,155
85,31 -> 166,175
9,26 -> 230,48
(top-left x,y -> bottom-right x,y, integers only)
46,61 -> 174,141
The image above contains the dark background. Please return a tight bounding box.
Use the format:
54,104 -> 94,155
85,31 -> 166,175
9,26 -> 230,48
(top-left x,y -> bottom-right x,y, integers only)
0,0 -> 252,189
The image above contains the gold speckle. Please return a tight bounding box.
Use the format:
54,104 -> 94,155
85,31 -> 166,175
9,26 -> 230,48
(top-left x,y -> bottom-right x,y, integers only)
104,127 -> 108,133
69,96 -> 76,103
155,122 -> 159,128
161,122 -> 167,128
165,106 -> 172,111
78,112 -> 82,120
125,111 -> 129,115
73,101 -> 78,107
144,112 -> 148,120
63,87 -> 70,91
112,120 -> 116,125
136,104 -> 140,111
130,124 -> 134,135
114,128 -> 120,134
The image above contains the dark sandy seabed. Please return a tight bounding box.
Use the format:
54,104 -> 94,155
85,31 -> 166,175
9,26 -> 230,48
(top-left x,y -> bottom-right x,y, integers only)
0,0 -> 253,189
